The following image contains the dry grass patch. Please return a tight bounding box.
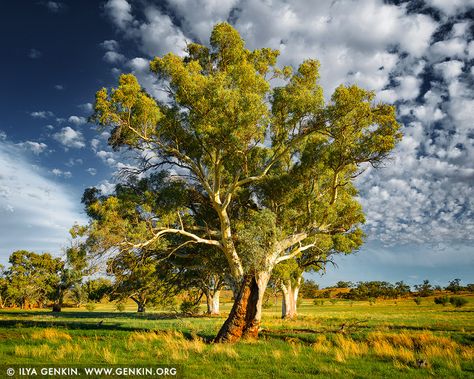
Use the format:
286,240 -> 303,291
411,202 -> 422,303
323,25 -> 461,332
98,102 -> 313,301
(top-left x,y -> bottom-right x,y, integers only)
101,347 -> 117,364
15,344 -> 53,358
333,334 -> 368,358
210,343 -> 239,359
158,331 -> 206,360
271,349 -> 282,359
54,342 -> 83,361
367,330 -> 468,367
14,345 -> 30,357
129,331 -> 161,343
31,328 -> 72,342
460,346 -> 474,360
312,335 -> 331,354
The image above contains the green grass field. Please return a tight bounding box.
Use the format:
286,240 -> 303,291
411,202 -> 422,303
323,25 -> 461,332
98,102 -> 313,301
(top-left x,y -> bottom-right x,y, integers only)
1,296 -> 473,378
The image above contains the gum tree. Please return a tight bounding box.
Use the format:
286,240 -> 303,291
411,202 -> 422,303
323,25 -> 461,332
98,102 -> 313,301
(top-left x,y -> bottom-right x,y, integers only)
107,252 -> 182,313
90,23 -> 401,342
274,228 -> 362,319
6,251 -> 63,309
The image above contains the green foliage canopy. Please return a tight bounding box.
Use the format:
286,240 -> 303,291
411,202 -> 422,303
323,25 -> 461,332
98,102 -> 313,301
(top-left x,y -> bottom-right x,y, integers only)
89,23 -> 401,283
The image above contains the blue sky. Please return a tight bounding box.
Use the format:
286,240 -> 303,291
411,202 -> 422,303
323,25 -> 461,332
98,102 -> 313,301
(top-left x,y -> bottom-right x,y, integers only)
0,0 -> 472,287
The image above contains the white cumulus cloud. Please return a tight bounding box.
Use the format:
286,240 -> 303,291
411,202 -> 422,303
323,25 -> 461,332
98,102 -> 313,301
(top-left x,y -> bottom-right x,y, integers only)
53,127 -> 85,149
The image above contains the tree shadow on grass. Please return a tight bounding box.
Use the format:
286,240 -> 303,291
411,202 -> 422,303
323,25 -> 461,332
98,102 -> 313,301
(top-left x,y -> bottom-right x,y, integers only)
0,310 -> 181,320
0,311 -> 221,340
0,319 -> 143,333
0,311 -> 188,333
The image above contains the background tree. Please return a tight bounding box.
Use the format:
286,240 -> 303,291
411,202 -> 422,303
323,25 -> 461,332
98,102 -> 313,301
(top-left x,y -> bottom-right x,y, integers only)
69,285 -> 87,308
90,23 -> 401,342
51,238 -> 89,312
335,281 -> 354,288
172,244 -> 229,315
394,281 -> 411,297
445,278 -> 462,294
0,265 -> 9,308
274,230 -> 362,319
6,251 -> 62,309
107,251 -> 182,313
414,280 -> 434,297
300,280 -> 320,299
83,278 -> 112,303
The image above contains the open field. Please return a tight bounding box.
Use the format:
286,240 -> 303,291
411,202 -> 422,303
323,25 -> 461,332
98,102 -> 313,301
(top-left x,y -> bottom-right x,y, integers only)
1,296 -> 473,378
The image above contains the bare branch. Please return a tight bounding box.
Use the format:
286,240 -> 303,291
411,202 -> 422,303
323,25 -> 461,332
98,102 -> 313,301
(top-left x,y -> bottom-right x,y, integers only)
275,243 -> 316,264
121,227 -> 222,250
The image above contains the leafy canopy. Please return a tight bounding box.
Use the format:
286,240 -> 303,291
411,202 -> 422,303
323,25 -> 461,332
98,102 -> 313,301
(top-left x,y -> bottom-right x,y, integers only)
89,23 -> 401,280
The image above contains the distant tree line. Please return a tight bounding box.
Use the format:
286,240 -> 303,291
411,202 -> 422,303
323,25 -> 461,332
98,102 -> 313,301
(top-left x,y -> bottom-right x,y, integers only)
0,249 -> 112,310
0,247 -> 227,314
1,246 -> 471,314
312,279 -> 474,300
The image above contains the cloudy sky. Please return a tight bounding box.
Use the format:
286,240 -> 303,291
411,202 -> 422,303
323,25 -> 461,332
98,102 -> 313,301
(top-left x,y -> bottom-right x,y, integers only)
0,0 -> 472,287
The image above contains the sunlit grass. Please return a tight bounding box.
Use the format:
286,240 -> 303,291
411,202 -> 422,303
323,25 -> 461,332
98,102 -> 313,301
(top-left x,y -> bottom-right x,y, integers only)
0,295 -> 472,378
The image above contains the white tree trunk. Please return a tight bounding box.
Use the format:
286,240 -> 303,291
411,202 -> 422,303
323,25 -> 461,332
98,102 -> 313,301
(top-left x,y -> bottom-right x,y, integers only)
281,281 -> 290,318
281,275 -> 302,319
206,290 -> 221,315
212,290 -> 220,315
291,275 -> 302,318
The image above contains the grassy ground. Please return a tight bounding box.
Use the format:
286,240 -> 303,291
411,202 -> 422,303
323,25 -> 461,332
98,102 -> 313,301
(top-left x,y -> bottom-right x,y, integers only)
0,296 -> 473,378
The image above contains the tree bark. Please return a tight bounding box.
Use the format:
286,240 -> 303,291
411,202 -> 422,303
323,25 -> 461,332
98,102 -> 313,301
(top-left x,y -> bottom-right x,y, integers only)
214,271 -> 270,343
52,291 -> 64,312
205,291 -> 213,314
52,303 -> 62,312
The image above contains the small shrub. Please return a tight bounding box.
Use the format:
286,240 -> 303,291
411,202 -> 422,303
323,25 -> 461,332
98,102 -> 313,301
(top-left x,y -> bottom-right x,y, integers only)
449,296 -> 468,308
85,303 -> 96,312
368,297 -> 376,306
329,298 -> 337,305
413,297 -> 422,305
115,302 -> 126,312
313,299 -> 324,306
434,296 -> 449,306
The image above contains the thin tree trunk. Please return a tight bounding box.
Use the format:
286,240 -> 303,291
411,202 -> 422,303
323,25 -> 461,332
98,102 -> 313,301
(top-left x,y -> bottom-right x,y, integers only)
281,276 -> 301,319
131,297 -> 145,313
205,289 -> 220,315
290,276 -> 302,318
205,291 -> 213,314
214,272 -> 270,343
281,280 -> 291,319
212,290 -> 220,315
52,303 -> 62,312
52,291 -> 64,312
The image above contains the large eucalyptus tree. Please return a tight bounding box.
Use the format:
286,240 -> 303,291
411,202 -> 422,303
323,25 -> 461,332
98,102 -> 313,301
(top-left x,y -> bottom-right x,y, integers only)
89,23 -> 401,342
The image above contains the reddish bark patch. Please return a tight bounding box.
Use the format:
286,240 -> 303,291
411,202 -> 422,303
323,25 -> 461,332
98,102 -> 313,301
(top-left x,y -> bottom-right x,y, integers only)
214,275 -> 261,343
